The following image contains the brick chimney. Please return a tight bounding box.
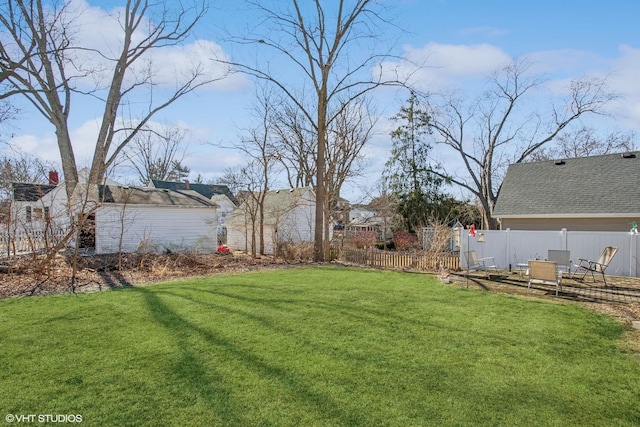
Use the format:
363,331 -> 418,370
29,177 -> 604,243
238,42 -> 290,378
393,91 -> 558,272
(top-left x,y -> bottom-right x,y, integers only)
184,180 -> 190,190
48,171 -> 59,185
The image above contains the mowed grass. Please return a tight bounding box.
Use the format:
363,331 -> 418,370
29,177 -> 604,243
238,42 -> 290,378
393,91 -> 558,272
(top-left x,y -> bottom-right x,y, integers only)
1,266 -> 639,426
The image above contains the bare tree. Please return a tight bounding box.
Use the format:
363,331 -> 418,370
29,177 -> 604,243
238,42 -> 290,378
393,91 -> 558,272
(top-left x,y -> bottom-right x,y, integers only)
273,98 -> 376,253
221,87 -> 280,255
0,0 -> 227,199
215,167 -> 245,198
528,126 -> 636,161
123,123 -> 191,185
425,58 -> 617,229
272,102 -> 316,189
236,161 -> 267,258
323,100 -> 375,248
0,100 -> 18,140
223,0 -> 404,261
0,149 -> 54,200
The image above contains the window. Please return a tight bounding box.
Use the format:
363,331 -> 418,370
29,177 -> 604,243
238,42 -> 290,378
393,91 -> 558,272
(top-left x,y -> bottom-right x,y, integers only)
25,206 -> 32,222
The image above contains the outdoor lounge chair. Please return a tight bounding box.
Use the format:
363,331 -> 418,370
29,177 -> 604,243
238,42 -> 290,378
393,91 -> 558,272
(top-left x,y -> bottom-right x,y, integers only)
571,246 -> 618,286
528,260 -> 562,296
464,250 -> 498,278
547,249 -> 571,275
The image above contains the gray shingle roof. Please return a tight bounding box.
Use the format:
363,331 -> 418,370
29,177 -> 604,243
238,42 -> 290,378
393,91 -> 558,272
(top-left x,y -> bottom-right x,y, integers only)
151,180 -> 238,205
493,152 -> 640,218
11,183 -> 57,201
99,185 -> 216,207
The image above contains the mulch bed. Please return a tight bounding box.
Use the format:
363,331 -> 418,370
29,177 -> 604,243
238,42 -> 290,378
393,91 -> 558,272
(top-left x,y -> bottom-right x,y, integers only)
0,251 -> 303,298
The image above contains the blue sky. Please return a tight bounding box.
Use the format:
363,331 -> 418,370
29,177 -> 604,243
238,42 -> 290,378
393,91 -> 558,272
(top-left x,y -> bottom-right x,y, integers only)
4,0 -> 639,201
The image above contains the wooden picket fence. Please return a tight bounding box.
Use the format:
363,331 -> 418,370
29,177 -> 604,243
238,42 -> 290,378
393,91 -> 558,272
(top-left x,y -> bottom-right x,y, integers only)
334,247 -> 460,271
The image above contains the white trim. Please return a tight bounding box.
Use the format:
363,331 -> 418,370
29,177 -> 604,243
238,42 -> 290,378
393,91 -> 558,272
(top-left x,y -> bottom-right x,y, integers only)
494,213 -> 640,219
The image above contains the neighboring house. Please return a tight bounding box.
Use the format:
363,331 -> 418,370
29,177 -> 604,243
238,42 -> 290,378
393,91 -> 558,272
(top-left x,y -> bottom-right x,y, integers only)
345,215 -> 392,241
210,194 -> 236,223
150,180 -> 238,243
493,152 -> 640,231
7,171 -> 219,254
348,204 -> 376,222
226,187 -> 315,255
87,185 -> 218,254
9,171 -> 80,236
10,181 -> 59,228
10,169 -> 123,229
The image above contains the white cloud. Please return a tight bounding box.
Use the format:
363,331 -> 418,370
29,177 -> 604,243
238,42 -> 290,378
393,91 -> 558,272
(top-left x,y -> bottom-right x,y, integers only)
605,45 -> 640,131
60,0 -> 247,92
525,49 -> 606,75
381,42 -> 511,92
529,44 -> 640,133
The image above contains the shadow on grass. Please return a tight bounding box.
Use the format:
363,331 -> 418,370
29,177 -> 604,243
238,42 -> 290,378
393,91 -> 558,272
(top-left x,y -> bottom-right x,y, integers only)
97,270 -> 132,289
134,286 -> 373,426
152,283 -> 525,370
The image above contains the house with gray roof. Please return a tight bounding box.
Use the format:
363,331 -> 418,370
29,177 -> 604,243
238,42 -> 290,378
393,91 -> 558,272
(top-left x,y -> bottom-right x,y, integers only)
9,171 -> 62,227
226,187 -> 316,255
7,170 -> 219,254
493,152 -> 640,231
85,185 -> 219,254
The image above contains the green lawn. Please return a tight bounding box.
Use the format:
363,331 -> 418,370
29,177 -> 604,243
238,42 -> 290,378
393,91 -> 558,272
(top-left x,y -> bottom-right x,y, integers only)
1,266 -> 638,426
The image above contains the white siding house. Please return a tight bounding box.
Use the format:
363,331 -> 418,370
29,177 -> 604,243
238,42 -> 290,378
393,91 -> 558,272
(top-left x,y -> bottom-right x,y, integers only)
6,170 -> 121,251
8,172 -> 219,254
226,187 -> 315,255
91,185 -> 218,254
96,205 -> 218,254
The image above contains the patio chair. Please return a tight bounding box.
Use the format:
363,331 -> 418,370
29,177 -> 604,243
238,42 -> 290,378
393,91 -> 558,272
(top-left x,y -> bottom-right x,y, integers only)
547,249 -> 571,275
528,260 -> 562,296
464,250 -> 498,278
571,246 -> 618,286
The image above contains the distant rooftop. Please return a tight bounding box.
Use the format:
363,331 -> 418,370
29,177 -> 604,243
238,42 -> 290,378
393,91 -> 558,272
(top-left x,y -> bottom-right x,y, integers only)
493,152 -> 640,218
11,183 -> 58,202
151,180 -> 238,206
99,185 -> 216,207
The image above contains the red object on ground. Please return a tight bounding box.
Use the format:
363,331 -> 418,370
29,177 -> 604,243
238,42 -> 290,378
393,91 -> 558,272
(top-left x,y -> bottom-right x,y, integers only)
217,244 -> 230,253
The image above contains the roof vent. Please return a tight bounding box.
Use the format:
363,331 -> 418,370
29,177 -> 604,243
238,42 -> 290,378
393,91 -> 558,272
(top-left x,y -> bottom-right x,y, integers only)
621,152 -> 636,158
554,159 -> 565,165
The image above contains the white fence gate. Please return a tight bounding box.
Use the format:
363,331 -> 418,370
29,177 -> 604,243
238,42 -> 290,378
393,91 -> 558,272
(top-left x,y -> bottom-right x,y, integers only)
460,228 -> 640,277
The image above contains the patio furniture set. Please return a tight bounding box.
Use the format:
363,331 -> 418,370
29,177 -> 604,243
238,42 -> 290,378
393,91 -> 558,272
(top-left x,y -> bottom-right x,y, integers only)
464,246 -> 618,296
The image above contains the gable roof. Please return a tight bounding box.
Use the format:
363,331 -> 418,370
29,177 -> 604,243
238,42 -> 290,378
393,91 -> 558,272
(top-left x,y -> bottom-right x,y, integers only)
226,187 -> 315,226
11,183 -> 58,202
99,185 -> 217,208
151,180 -> 238,205
493,152 -> 640,218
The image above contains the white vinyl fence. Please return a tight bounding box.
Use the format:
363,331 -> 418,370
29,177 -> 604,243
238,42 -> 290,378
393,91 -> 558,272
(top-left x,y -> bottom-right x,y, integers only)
460,228 -> 640,277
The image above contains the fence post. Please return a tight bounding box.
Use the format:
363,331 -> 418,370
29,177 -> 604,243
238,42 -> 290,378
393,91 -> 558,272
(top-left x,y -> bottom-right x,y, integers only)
630,233 -> 638,277
561,228 -> 568,250
506,228 -> 511,271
